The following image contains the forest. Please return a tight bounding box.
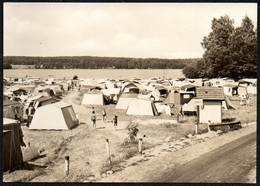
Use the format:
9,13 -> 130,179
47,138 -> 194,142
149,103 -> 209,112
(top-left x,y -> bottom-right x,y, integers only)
3,56 -> 200,70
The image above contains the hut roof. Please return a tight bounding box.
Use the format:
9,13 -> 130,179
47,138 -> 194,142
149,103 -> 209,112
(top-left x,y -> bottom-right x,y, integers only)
224,84 -> 238,88
196,87 -> 225,101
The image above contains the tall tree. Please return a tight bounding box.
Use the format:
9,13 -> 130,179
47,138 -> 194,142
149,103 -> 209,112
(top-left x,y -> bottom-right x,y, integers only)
228,15 -> 257,79
200,15 -> 235,78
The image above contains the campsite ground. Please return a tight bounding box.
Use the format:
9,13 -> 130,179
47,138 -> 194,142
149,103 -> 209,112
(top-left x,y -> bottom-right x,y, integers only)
3,90 -> 257,182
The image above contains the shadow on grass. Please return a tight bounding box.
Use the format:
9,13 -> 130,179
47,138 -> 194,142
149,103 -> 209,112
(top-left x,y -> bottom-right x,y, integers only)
22,162 -> 47,170
222,117 -> 236,122
30,154 -> 47,162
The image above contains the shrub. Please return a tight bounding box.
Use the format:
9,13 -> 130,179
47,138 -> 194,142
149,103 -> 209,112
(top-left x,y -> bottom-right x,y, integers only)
126,122 -> 139,142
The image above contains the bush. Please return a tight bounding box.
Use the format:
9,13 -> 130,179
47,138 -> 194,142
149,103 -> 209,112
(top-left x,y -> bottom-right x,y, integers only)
126,122 -> 139,142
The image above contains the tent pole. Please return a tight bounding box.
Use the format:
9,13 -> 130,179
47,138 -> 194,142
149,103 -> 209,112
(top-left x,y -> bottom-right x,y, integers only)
9,130 -> 13,172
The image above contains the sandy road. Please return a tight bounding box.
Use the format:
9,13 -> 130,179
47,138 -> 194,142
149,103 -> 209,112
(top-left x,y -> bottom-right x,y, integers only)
97,124 -> 256,183
150,131 -> 256,183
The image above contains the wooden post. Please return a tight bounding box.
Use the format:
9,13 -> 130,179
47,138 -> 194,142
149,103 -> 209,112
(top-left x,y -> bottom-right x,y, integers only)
138,138 -> 143,154
208,121 -> 211,132
195,124 -> 198,135
196,105 -> 200,125
177,114 -> 179,123
195,106 -> 200,135
65,156 -> 70,176
106,139 -> 111,165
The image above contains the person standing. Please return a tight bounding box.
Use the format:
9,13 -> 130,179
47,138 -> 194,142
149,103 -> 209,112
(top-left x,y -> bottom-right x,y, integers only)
113,115 -> 118,130
246,97 -> 251,105
91,107 -> 95,114
102,108 -> 106,122
27,105 -> 35,127
91,111 -> 96,129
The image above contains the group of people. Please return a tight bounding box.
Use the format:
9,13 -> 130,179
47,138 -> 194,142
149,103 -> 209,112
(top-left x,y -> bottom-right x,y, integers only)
240,95 -> 251,106
90,107 -> 118,130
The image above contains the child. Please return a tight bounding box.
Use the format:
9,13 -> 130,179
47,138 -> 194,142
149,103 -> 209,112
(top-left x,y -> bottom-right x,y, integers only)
102,108 -> 106,122
91,111 -> 96,129
113,115 -> 118,130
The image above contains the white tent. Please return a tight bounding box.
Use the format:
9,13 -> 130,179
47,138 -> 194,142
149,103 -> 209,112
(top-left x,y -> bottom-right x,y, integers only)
115,93 -> 138,109
238,86 -> 248,97
154,103 -> 171,116
126,99 -> 159,116
101,88 -> 121,96
29,102 -> 78,130
182,99 -> 197,112
81,90 -> 104,105
247,85 -> 257,95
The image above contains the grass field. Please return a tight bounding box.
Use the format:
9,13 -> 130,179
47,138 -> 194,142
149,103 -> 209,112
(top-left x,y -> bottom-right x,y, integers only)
3,91 -> 256,182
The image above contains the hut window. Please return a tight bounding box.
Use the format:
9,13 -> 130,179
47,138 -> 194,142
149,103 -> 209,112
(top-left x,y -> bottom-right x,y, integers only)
183,94 -> 190,99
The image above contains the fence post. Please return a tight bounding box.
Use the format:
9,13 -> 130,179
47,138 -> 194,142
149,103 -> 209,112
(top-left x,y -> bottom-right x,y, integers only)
138,138 -> 143,154
106,139 -> 111,165
65,156 -> 70,176
208,120 -> 211,132
196,105 -> 200,125
195,105 -> 200,135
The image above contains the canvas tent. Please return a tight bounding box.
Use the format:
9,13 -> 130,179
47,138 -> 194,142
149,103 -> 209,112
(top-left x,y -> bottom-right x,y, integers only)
81,89 -> 105,105
164,91 -> 181,106
33,96 -> 60,109
29,102 -> 78,130
6,87 -> 27,96
222,96 -> 237,110
101,88 -> 121,103
247,85 -> 257,95
3,118 -> 24,172
154,103 -> 171,116
126,98 -> 159,116
116,93 -> 139,109
3,100 -> 24,121
238,86 -> 248,97
121,82 -> 140,93
181,84 -> 196,92
33,86 -> 54,97
182,98 -> 202,113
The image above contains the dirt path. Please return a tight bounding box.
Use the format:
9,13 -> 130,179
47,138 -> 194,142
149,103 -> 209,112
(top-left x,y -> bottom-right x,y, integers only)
97,123 -> 256,183
150,132 -> 256,183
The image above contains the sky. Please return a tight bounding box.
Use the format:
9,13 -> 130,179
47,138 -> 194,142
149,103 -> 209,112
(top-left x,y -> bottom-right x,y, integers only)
4,3 -> 257,59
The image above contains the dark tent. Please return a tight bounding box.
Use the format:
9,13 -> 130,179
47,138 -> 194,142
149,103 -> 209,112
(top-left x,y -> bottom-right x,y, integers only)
3,118 -> 24,172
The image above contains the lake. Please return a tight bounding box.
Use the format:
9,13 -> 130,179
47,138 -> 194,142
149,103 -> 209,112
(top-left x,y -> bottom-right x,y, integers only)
4,69 -> 184,80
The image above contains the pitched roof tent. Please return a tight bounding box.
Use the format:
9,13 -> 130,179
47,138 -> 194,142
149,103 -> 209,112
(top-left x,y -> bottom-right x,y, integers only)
196,87 -> 225,101
180,84 -> 196,91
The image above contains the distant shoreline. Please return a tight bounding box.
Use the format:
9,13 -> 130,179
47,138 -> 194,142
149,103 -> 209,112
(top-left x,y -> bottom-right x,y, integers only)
3,69 -> 185,80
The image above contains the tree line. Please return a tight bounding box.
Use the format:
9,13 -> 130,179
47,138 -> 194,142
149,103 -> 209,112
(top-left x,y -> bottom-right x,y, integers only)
183,15 -> 257,79
3,56 -> 200,70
